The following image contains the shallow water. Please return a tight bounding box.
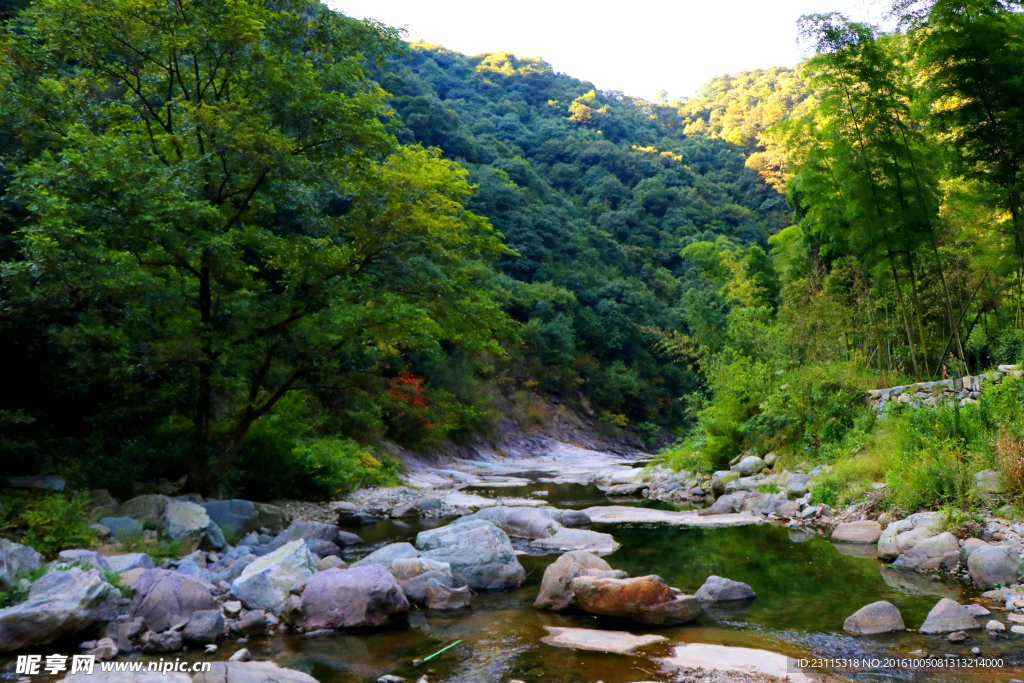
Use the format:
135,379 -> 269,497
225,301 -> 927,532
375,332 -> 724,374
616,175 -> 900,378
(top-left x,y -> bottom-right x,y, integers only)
277,478 -> 1024,683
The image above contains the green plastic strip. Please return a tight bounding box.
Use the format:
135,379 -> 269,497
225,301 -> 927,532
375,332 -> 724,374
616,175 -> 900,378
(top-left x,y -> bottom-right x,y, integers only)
422,640 -> 462,662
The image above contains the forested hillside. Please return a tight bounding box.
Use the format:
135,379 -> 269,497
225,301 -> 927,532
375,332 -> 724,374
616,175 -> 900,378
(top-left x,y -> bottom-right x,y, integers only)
0,0 -> 802,499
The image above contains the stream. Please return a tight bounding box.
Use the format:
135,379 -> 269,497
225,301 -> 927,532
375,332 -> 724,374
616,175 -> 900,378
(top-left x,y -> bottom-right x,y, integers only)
209,473 -> 1022,683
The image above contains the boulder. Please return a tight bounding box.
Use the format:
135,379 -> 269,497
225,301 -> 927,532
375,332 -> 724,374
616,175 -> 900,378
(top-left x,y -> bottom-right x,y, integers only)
968,545 -> 1021,589
0,568 -> 119,652
391,503 -> 419,519
592,468 -> 638,490
534,550 -> 627,612
843,601 -> 905,634
919,598 -> 982,634
570,574 -> 702,626
182,610 -> 224,645
317,556 -> 348,571
417,497 -> 442,512
730,456 -> 766,476
975,469 -> 1005,494
831,521 -> 882,544
893,532 -> 960,570
0,539 -> 42,589
559,510 -> 592,527
254,504 -> 290,535
694,575 -> 755,603
301,566 -> 409,630
201,501 -> 259,538
231,540 -> 316,614
605,483 -> 648,496
877,512 -> 943,561
775,501 -> 801,517
784,474 -> 810,499
100,517 -> 144,540
119,495 -> 171,524
453,506 -> 561,539
236,610 -> 266,636
158,501 -> 225,554
129,569 -> 215,633
352,542 -> 418,570
193,661 -> 317,683
105,553 -> 155,573
744,496 -> 785,516
401,570 -> 453,604
59,549 -> 112,571
416,519 -> 525,591
698,493 -> 744,516
264,522 -> 343,553
210,555 -> 256,585
424,579 -> 471,610
91,524 -> 112,541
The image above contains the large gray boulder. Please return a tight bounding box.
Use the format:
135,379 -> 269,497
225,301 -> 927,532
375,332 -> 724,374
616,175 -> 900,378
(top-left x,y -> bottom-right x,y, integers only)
100,517 -> 144,540
711,471 -> 739,496
158,501 -> 225,554
0,539 -> 42,589
843,601 -> 905,634
416,519 -> 526,591
784,473 -> 810,499
118,495 -> 170,524
128,569 -> 215,633
967,545 -> 1021,589
694,575 -> 755,603
730,455 -> 766,476
0,568 -> 119,652
182,609 -> 224,645
351,542 -> 418,570
201,500 -> 259,538
301,566 -> 409,630
534,551 -> 627,612
105,553 -> 154,573
877,512 -> 943,561
892,532 -> 960,571
919,598 -> 981,634
230,540 -> 315,614
193,661 -> 317,683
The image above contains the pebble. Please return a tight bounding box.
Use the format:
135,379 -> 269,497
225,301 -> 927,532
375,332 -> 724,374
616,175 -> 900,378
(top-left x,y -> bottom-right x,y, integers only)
971,647 -> 981,655
204,644 -> 217,654
228,648 -> 250,662
986,620 -> 1005,631
947,631 -> 969,642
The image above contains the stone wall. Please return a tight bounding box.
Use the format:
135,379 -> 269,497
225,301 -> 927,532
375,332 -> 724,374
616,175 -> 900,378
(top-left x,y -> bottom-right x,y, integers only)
867,364 -> 1021,414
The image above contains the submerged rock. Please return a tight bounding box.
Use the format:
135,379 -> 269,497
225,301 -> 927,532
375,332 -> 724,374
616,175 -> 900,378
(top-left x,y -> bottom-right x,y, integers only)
694,575 -> 755,603
843,601 -> 905,635
301,566 -> 409,630
570,574 -> 702,626
424,579 -> 471,609
540,626 -> 666,654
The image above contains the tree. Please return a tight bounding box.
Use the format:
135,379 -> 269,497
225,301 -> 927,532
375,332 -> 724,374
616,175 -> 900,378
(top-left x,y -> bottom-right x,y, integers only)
0,0 -> 508,494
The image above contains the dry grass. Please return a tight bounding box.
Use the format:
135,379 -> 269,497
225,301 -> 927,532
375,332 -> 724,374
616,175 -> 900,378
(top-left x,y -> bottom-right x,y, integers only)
996,427 -> 1024,497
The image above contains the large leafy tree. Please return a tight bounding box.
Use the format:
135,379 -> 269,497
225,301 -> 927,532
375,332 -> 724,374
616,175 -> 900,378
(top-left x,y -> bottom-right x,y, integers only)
0,0 -> 507,494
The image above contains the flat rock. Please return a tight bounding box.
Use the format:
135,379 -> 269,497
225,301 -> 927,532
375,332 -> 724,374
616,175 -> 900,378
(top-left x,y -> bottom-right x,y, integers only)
105,553 -> 154,573
193,661 -> 317,683
843,601 -> 905,635
541,626 -> 666,654
660,643 -> 813,683
581,506 -> 763,527
528,528 -> 619,555
919,598 -> 982,634
832,521 -> 882,544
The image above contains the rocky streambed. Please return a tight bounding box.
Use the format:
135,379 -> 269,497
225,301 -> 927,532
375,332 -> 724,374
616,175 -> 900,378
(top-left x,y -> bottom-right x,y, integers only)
2,441 -> 1024,683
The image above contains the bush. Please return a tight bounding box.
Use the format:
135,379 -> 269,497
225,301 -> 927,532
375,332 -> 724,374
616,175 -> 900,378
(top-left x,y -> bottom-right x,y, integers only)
809,483 -> 838,507
0,565 -> 48,608
101,570 -> 130,598
18,494 -> 96,557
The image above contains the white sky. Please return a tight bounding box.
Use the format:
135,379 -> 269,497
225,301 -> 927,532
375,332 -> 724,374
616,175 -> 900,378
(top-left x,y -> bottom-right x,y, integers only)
329,0 -> 893,100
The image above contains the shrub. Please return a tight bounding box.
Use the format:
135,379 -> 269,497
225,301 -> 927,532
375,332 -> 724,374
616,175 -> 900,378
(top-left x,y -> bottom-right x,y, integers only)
996,427 -> 1024,499
18,494 -> 96,557
0,566 -> 48,608
809,483 -> 838,508
101,570 -> 130,598
757,483 -> 780,494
